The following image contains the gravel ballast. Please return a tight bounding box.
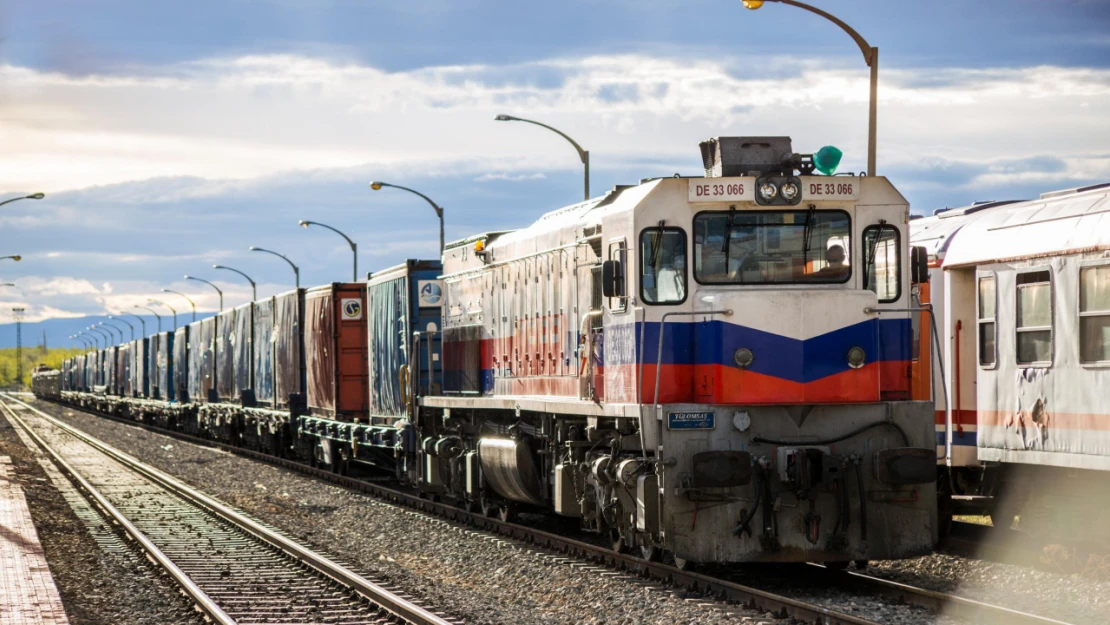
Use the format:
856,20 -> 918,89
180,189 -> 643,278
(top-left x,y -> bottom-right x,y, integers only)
0,408 -> 203,625
35,401 -> 786,625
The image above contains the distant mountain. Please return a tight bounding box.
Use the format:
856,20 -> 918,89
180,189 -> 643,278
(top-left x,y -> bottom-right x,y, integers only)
0,314 -> 216,349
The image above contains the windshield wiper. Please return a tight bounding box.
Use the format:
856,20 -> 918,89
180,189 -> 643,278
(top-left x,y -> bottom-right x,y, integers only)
802,204 -> 816,267
723,207 -> 736,260
649,219 -> 666,268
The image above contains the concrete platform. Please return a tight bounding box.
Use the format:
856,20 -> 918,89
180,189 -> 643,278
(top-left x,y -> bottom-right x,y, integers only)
0,455 -> 69,625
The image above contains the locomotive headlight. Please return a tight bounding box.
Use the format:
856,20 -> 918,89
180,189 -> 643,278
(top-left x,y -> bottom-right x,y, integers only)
734,347 -> 754,368
758,182 -> 778,201
846,346 -> 866,369
780,181 -> 800,201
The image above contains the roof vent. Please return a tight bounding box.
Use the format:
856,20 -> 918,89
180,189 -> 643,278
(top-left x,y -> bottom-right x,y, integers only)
699,136 -> 798,178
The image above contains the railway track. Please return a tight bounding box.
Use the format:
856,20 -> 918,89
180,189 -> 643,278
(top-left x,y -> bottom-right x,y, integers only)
17,394 -> 1077,625
0,394 -> 456,625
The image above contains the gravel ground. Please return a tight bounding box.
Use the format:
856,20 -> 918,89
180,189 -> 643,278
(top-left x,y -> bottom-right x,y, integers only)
34,397 -> 1109,625
0,409 -> 203,625
34,400 -> 790,625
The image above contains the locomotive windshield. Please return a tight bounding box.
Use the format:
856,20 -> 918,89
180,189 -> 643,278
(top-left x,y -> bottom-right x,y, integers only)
693,210 -> 852,284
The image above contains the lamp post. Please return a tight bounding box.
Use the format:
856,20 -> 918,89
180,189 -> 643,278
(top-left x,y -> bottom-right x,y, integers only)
83,328 -> 99,349
367,182 -> 445,255
0,193 -> 44,208
213,265 -> 257,302
72,334 -> 92,349
298,221 -> 358,281
121,311 -> 146,336
741,0 -> 878,176
98,322 -> 121,344
108,316 -> 134,341
149,299 -> 178,330
75,332 -> 94,349
135,305 -> 162,332
0,283 -> 13,287
494,114 -> 590,201
162,289 -> 197,322
104,318 -> 132,341
184,275 -> 224,312
249,247 -> 300,290
89,325 -> 110,347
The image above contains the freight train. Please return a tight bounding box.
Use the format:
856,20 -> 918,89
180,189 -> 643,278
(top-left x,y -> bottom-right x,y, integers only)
910,182 -> 1110,545
37,136 -> 940,567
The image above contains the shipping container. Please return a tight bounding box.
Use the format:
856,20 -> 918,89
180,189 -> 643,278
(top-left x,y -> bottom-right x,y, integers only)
215,308 -> 237,402
366,260 -> 443,423
273,288 -> 305,410
304,283 -> 367,420
188,317 -> 217,403
150,332 -> 174,401
173,326 -> 189,401
117,342 -> 132,397
253,297 -> 275,406
233,302 -> 253,402
104,346 -> 117,393
132,337 -> 149,398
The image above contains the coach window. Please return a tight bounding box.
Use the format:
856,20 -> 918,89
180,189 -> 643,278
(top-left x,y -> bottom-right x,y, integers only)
640,226 -> 687,304
1079,264 -> 1110,364
977,275 -> 996,367
863,225 -> 900,303
1016,270 -> 1053,365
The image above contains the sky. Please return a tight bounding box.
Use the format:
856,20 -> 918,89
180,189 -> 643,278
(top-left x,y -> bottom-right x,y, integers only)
0,0 -> 1108,342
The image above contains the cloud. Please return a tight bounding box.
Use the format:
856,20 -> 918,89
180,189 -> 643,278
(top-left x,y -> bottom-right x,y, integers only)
473,172 -> 547,182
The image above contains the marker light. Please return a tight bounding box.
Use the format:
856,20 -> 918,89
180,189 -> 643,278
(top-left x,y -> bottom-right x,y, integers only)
734,348 -> 755,368
759,182 -> 778,201
780,182 -> 800,201
847,346 -> 867,369
814,146 -> 843,176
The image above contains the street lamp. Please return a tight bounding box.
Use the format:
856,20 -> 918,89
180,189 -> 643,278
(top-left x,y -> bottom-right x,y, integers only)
249,247 -> 300,290
75,332 -> 95,349
495,114 -> 590,201
121,311 -> 147,336
162,289 -> 197,322
104,318 -> 132,341
0,255 -> 21,262
298,220 -> 358,281
184,275 -> 224,312
213,265 -> 257,302
72,334 -> 92,349
135,305 -> 162,333
0,283 -> 13,287
0,193 -> 44,208
148,299 -> 178,330
742,0 -> 878,176
98,322 -> 121,344
108,316 -> 134,341
368,182 -> 445,255
89,325 -> 111,347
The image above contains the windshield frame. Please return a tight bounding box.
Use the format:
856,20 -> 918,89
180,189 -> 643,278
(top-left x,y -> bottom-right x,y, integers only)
692,208 -> 853,287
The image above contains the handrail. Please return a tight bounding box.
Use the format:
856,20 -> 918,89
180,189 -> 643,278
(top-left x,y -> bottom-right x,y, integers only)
653,310 -> 732,407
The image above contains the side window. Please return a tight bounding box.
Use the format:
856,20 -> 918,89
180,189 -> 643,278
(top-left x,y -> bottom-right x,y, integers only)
608,240 -> 627,312
978,275 -> 996,367
640,227 -> 687,305
1080,264 -> 1110,364
863,225 -> 901,303
1016,270 -> 1053,365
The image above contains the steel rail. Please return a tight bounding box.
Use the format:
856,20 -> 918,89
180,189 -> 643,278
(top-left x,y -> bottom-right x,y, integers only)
41,395 -> 1076,625
0,398 -> 236,625
3,394 -> 454,625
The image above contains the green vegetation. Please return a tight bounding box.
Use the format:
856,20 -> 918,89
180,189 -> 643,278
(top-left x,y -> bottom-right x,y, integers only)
0,346 -> 85,389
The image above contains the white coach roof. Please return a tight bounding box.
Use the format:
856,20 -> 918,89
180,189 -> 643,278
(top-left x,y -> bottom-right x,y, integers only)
942,183 -> 1110,268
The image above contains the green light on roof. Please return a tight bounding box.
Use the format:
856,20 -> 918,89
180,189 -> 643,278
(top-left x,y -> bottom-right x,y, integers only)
814,146 -> 843,176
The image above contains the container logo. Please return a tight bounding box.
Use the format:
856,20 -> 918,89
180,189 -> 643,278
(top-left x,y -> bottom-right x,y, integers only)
418,280 -> 443,307
341,298 -> 363,320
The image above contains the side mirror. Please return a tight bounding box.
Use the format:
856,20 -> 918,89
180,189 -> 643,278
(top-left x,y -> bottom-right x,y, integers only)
910,246 -> 930,284
602,260 -> 625,298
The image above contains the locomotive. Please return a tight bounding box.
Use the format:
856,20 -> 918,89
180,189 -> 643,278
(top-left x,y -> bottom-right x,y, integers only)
911,183 -> 1110,544
46,136 -> 939,567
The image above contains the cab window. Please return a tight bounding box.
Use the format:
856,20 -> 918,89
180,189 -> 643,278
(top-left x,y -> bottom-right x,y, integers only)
640,227 -> 687,304
863,225 -> 901,303
693,210 -> 851,284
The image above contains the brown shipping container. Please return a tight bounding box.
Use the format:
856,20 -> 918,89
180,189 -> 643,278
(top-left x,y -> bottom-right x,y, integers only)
304,283 -> 367,420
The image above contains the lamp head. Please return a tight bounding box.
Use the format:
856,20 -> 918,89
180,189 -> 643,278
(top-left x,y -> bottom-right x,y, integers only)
249,246 -> 259,251
298,220 -> 310,228
742,0 -> 765,8
213,264 -> 221,269
494,114 -> 516,121
10,255 -> 21,262
369,182 -> 383,190
184,274 -> 191,279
